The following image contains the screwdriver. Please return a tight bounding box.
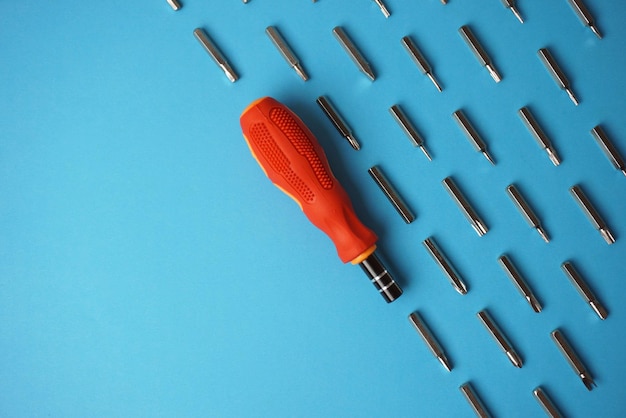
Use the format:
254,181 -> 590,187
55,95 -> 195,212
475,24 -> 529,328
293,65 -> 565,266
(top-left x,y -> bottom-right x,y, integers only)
240,97 -> 403,303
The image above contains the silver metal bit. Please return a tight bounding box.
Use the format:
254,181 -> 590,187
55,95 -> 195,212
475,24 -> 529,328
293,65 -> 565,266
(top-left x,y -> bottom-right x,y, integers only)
193,28 -> 239,83
408,312 -> 452,371
452,110 -> 495,165
533,387 -> 564,418
590,125 -> 626,176
501,0 -> 524,23
566,0 -> 602,39
316,96 -> 360,150
265,26 -> 308,81
368,166 -> 415,224
442,177 -> 488,237
537,48 -> 579,105
477,310 -> 523,368
372,0 -> 390,18
569,185 -> 615,245
551,329 -> 596,391
498,255 -> 542,313
506,184 -> 550,243
401,36 -> 442,92
458,25 -> 501,83
561,261 -> 608,320
332,26 -> 375,81
518,107 -> 561,166
167,0 -> 181,10
389,104 -> 432,160
460,382 -> 493,418
423,237 -> 468,295
441,0 -> 447,3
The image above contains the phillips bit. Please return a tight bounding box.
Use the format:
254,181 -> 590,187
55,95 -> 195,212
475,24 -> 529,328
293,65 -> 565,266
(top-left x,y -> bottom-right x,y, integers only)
459,25 -> 502,83
460,382 -> 493,418
506,184 -> 550,243
316,96 -> 360,150
569,184 -> 615,245
332,26 -> 375,81
408,312 -> 452,371
477,309 -> 523,368
590,125 -> 626,177
442,177 -> 488,237
501,0 -> 524,23
265,26 -> 308,81
193,28 -> 239,83
533,387 -> 564,418
561,261 -> 608,320
498,254 -> 542,313
551,329 -> 596,391
372,0 -> 391,18
518,107 -> 561,166
566,0 -> 602,39
369,166 -> 415,224
452,110 -> 495,165
422,237 -> 468,295
389,104 -> 432,160
538,48 -> 579,105
167,0 -> 181,10
401,36 -> 442,92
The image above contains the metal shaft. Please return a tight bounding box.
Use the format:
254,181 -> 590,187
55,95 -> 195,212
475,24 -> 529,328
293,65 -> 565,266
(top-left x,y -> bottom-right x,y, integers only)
316,96 -> 360,150
551,329 -> 596,391
501,0 -> 524,23
452,110 -> 495,165
459,25 -> 501,83
477,310 -> 522,368
590,125 -> 626,176
389,104 -> 432,160
408,312 -> 452,371
518,107 -> 561,166
460,382 -> 492,418
538,48 -> 578,105
368,166 -> 415,224
566,0 -> 602,38
401,36 -> 442,92
533,387 -> 563,418
442,177 -> 488,236
506,184 -> 550,242
265,26 -> 308,81
561,261 -> 608,319
193,28 -> 239,83
422,237 -> 468,295
167,0 -> 181,10
332,26 -> 375,81
372,0 -> 390,18
570,184 -> 615,245
498,255 -> 542,313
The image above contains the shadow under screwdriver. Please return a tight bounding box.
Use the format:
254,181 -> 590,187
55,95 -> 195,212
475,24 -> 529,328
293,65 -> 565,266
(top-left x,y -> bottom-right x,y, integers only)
316,96 -> 360,150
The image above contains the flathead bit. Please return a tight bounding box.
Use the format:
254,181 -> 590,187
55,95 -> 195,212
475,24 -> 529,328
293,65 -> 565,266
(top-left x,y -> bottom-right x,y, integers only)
551,329 -> 596,391
333,26 -> 375,81
193,28 -> 239,82
518,107 -> 561,166
506,184 -> 550,243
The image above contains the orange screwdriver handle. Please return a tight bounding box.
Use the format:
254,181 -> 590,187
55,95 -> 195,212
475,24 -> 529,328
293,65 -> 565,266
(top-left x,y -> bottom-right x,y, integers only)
240,97 -> 378,264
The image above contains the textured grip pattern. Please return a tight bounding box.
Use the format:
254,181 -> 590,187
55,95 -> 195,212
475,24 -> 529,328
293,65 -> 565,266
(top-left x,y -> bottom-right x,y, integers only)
249,122 -> 315,202
269,107 -> 334,190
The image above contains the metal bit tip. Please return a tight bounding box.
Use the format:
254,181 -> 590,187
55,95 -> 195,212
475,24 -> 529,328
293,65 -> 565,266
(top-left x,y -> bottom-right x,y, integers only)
427,73 -> 443,92
590,25 -> 602,39
536,226 -> 550,243
439,355 -> 452,372
167,0 -> 181,10
582,374 -> 597,391
374,0 -> 391,18
566,88 -> 579,105
455,280 -> 468,295
347,134 -> 361,151
622,169 -> 626,177
590,300 -> 609,320
420,145 -> 433,161
546,146 -> 561,166
483,151 -> 496,165
600,228 -> 616,245
472,220 -> 489,237
507,351 -> 523,368
294,64 -> 309,81
511,7 -> 524,23
486,64 -> 502,83
527,295 -> 543,313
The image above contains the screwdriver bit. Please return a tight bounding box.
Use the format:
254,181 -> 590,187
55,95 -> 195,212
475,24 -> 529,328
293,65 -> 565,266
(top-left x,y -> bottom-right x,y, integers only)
498,254 -> 542,313
477,309 -> 523,368
442,177 -> 488,237
506,184 -> 550,242
422,237 -> 468,295
193,28 -> 239,83
533,387 -> 564,418
389,104 -> 432,160
537,48 -> 579,105
566,0 -> 602,39
460,382 -> 493,418
501,0 -> 524,23
590,125 -> 626,177
316,96 -> 360,150
401,36 -> 442,92
265,26 -> 308,81
372,0 -> 391,18
569,184 -> 615,245
518,107 -> 561,166
459,25 -> 502,83
408,312 -> 452,371
333,26 -> 375,81
561,261 -> 608,320
369,166 -> 415,224
167,0 -> 181,10
551,329 -> 596,391
452,110 -> 495,165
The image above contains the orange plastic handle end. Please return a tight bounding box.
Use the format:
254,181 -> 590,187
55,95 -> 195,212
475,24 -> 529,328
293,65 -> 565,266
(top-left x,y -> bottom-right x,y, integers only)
240,97 -> 378,264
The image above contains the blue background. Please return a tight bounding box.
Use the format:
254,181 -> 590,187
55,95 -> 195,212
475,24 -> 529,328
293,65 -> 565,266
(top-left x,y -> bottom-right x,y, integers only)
1,0 -> 625,417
